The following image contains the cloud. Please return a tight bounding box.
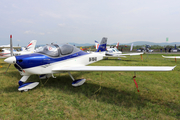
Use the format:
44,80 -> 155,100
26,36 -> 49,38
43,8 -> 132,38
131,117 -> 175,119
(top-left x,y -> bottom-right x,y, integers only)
40,11 -> 61,18
24,30 -> 45,35
12,4 -> 19,9
58,23 -> 65,27
39,32 -> 45,35
16,19 -> 34,24
122,7 -> 149,15
24,30 -> 32,34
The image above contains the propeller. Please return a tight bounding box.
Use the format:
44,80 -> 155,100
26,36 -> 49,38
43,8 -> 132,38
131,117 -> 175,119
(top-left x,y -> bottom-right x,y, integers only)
4,35 -> 13,74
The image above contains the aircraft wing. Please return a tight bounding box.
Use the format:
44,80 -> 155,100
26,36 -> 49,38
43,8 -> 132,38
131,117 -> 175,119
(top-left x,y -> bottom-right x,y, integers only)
162,55 -> 180,58
104,56 -> 126,58
106,52 -> 143,57
52,66 -> 176,72
0,46 -> 21,49
120,52 -> 144,56
0,53 -> 10,56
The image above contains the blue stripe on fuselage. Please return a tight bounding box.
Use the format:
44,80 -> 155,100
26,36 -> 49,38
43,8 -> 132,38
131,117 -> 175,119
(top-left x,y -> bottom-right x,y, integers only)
15,51 -> 89,69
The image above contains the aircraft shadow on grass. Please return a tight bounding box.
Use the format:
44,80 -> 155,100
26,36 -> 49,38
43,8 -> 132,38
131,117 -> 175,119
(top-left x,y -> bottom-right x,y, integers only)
3,72 -> 179,119
45,75 -> 180,119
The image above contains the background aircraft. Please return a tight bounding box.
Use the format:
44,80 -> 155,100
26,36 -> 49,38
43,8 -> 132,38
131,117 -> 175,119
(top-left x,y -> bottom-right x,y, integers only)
95,40 -> 144,58
137,44 -> 153,52
4,37 -> 175,92
0,44 -> 21,58
0,36 -> 37,57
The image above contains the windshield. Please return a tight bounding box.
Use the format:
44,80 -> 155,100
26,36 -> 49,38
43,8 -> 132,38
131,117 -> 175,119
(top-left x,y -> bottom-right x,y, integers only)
114,48 -> 119,52
37,44 -> 60,57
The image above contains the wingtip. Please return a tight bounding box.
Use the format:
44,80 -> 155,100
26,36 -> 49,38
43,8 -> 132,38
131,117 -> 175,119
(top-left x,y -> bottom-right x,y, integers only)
172,65 -> 177,70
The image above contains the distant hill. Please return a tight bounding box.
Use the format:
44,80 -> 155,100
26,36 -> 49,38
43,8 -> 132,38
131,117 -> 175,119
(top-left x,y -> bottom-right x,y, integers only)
111,41 -> 180,46
69,43 -> 94,46
70,41 -> 180,46
35,41 -> 180,47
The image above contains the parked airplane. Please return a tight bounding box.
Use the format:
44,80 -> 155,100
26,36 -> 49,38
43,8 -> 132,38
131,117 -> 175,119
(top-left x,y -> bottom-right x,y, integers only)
0,38 -> 37,57
0,49 -> 17,58
0,44 -> 21,49
95,40 -> 143,58
4,37 -> 175,92
0,43 -> 21,58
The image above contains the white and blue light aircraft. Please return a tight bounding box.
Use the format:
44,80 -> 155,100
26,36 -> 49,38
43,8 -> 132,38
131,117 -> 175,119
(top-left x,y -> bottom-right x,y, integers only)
4,37 -> 175,92
95,40 -> 143,58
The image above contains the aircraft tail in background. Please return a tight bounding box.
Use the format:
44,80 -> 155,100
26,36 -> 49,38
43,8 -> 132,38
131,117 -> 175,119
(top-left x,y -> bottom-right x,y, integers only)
130,43 -> 133,51
95,40 -> 99,49
96,37 -> 107,52
116,42 -> 119,49
24,40 -> 37,53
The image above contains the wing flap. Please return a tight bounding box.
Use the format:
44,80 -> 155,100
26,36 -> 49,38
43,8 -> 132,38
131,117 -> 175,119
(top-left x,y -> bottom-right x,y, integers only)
52,66 -> 176,72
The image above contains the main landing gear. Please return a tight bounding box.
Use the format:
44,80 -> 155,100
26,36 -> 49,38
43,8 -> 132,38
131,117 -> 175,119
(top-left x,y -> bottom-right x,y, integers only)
68,72 -> 86,87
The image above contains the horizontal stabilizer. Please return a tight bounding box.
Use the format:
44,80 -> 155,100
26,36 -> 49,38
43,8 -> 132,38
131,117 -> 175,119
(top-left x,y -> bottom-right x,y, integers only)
52,66 -> 176,72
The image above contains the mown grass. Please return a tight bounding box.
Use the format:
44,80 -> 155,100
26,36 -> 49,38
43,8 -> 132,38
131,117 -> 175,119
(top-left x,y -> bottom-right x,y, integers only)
0,54 -> 180,119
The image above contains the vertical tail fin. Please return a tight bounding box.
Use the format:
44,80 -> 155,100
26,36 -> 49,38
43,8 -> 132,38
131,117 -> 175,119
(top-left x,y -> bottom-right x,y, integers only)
24,40 -> 37,53
95,40 -> 99,49
96,37 -> 107,52
116,42 -> 119,49
130,43 -> 133,51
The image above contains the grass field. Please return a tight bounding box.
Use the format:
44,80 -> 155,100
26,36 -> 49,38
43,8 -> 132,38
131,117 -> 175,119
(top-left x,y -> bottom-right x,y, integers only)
0,54 -> 180,119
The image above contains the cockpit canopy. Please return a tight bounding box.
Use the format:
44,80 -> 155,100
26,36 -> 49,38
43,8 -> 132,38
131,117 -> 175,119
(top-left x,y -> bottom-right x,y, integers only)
37,44 -> 79,57
107,48 -> 119,53
37,44 -> 60,57
60,44 -> 74,55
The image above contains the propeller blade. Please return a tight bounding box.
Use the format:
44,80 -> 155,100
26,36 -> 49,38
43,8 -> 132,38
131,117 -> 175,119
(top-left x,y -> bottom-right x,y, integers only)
10,35 -> 13,56
4,64 -> 11,74
4,35 -> 13,74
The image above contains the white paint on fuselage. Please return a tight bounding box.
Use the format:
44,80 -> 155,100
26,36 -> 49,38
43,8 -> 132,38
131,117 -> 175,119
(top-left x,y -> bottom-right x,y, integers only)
20,52 -> 104,76
107,48 -> 122,54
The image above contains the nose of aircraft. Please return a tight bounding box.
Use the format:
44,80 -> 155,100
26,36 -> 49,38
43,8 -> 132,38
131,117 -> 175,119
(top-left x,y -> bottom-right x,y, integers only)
4,56 -> 16,64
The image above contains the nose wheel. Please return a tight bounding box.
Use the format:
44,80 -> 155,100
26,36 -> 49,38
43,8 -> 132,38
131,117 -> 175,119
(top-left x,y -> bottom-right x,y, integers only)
18,76 -> 39,92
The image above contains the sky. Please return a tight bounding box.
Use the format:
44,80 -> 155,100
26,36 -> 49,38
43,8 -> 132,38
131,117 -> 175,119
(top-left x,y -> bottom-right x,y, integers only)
0,0 -> 180,46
